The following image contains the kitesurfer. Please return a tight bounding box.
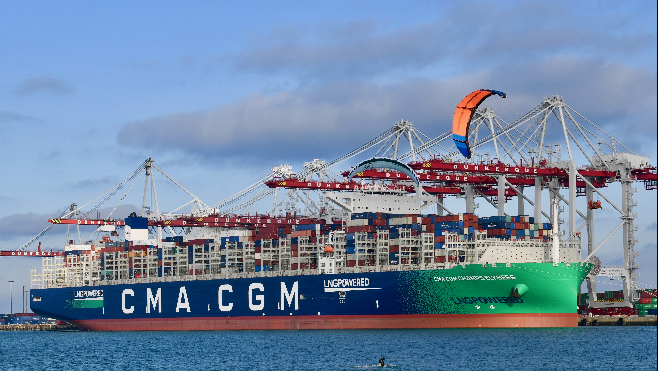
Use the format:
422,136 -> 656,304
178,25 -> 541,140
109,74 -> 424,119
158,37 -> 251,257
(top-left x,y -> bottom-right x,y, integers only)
378,357 -> 385,367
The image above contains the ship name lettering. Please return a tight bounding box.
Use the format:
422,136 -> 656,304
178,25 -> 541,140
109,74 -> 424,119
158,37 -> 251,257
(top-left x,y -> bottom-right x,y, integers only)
146,288 -> 161,313
176,286 -> 191,313
434,275 -> 516,282
249,283 -> 265,311
218,284 -> 233,311
122,289 -> 134,314
451,296 -> 523,305
280,281 -> 299,311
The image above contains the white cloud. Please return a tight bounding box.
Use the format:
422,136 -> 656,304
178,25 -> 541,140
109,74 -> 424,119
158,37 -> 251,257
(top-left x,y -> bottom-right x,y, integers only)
118,55 -> 656,164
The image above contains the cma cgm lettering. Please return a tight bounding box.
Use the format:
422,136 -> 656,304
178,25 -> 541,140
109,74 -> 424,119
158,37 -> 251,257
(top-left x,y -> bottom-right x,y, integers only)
120,281 -> 300,314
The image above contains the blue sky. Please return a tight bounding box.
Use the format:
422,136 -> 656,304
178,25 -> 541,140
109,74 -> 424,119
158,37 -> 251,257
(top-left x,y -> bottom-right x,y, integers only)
0,1 -> 656,313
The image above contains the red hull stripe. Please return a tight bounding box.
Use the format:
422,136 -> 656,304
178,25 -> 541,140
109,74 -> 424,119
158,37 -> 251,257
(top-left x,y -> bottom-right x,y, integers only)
72,313 -> 578,331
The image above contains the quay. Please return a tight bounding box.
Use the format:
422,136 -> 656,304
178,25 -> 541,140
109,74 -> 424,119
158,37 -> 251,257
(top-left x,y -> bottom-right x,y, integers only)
579,315 -> 657,326
0,323 -> 80,331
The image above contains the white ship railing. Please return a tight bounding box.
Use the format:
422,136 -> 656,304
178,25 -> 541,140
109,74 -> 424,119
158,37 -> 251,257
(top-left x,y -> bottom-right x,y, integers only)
32,261 -> 458,289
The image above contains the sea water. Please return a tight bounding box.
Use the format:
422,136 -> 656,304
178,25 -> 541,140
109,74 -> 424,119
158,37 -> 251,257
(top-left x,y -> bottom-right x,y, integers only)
1,327 -> 655,370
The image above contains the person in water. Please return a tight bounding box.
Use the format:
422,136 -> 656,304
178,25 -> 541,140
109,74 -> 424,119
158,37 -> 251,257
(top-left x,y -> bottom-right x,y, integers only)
378,357 -> 385,367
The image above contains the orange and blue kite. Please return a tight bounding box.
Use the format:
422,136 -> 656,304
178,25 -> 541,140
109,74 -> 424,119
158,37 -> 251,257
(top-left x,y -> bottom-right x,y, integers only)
452,89 -> 506,158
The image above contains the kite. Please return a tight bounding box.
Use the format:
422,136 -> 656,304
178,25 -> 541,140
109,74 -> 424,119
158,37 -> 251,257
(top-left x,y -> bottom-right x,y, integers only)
452,89 -> 506,158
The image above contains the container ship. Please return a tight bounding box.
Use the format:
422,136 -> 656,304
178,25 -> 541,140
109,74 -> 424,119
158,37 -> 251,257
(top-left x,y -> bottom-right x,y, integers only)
25,90 -> 658,330
29,165 -> 593,330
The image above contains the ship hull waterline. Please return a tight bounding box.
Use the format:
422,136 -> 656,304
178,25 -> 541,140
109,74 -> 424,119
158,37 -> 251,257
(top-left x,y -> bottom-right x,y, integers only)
71,313 -> 578,331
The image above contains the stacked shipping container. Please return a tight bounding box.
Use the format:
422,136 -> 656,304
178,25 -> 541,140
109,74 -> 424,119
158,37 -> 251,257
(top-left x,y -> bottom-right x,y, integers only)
60,211 -> 556,281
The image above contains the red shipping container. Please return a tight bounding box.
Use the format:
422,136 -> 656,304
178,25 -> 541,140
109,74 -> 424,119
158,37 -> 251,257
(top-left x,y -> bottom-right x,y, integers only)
255,259 -> 261,265
346,260 -> 356,267
435,256 -> 446,263
389,245 -> 399,253
291,250 -> 298,257
638,298 -> 652,304
347,225 -> 375,234
291,263 -> 298,270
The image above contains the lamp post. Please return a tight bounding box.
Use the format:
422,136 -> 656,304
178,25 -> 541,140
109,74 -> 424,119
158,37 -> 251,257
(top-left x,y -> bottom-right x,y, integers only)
9,281 -> 14,316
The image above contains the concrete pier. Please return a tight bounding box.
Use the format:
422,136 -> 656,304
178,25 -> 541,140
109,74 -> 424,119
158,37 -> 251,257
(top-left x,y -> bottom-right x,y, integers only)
0,323 -> 80,331
579,315 -> 657,326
